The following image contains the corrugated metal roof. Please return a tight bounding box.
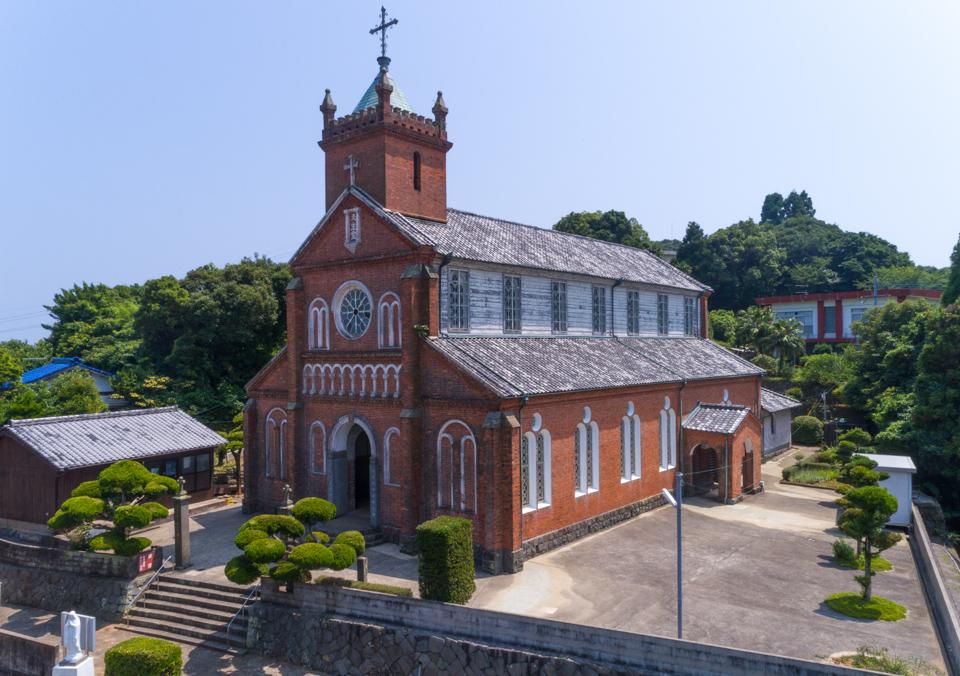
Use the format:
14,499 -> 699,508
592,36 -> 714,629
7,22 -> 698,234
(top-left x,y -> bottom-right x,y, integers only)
760,388 -> 802,413
427,336 -> 762,398
683,403 -> 750,435
2,407 -> 226,471
20,357 -> 113,385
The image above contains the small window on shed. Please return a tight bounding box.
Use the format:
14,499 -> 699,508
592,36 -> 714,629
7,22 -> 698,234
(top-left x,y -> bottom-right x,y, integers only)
413,152 -> 422,191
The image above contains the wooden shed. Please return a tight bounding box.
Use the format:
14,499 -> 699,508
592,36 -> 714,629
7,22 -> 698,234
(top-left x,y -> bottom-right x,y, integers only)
0,407 -> 225,525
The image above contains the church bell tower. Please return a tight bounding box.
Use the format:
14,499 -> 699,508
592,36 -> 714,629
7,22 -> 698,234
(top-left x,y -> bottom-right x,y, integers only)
318,7 -> 452,222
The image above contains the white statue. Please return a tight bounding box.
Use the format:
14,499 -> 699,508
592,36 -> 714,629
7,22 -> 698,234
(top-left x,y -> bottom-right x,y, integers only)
62,610 -> 84,664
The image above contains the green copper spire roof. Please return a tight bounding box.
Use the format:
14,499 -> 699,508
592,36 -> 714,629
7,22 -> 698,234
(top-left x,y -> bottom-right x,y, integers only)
353,57 -> 415,114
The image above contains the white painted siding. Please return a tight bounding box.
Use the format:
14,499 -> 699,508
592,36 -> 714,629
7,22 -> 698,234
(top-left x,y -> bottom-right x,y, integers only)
441,263 -> 701,337
762,410 -> 793,455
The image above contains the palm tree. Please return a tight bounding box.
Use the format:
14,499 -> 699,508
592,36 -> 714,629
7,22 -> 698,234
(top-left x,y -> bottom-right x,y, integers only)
760,318 -> 806,373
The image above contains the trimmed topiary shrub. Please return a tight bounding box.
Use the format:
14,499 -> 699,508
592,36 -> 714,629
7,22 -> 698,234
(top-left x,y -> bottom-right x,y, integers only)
833,539 -> 856,566
47,459 -> 177,556
104,636 -> 181,676
785,386 -> 803,400
792,415 -> 824,446
416,516 -> 475,604
839,427 -> 873,449
223,497 -> 365,590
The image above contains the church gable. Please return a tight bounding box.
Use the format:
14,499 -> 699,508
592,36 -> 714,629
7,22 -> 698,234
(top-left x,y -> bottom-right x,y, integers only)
245,345 -> 290,394
290,188 -> 425,268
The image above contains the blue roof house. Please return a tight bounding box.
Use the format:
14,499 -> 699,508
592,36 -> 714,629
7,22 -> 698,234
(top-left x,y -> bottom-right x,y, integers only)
4,357 -> 122,409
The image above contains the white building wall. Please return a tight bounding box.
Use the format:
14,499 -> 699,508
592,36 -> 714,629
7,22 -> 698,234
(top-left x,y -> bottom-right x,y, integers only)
762,410 -> 793,455
879,471 -> 912,527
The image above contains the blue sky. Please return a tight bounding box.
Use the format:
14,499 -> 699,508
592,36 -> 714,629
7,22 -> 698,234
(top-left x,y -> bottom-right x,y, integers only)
2,2 -> 958,343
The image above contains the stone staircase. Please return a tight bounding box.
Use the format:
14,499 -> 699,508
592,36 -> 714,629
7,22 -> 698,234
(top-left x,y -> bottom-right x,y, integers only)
125,574 -> 257,652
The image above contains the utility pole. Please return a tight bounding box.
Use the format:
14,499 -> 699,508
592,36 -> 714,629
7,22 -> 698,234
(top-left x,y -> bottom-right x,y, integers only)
662,471 -> 684,639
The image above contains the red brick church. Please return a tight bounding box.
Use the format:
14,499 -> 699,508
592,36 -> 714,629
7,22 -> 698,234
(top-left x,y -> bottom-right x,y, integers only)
244,18 -> 764,573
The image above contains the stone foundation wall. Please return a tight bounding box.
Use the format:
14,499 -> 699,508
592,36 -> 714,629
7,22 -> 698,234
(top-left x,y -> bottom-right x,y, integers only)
247,582 -> 867,676
521,493 -> 665,560
0,537 -> 156,622
0,628 -> 58,676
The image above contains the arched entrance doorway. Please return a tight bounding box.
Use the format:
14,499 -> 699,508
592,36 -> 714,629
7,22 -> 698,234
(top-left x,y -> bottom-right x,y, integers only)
329,416 -> 379,527
690,444 -> 720,500
350,425 -> 371,509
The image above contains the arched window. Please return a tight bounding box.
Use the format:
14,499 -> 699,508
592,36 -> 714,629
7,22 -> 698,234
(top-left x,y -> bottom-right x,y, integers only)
378,292 -> 402,348
265,408 -> 287,479
659,397 -> 677,470
309,421 -> 326,474
576,407 -> 599,494
621,402 -> 641,481
413,151 -> 422,191
307,298 -> 330,350
521,415 -> 551,510
437,420 -> 476,513
383,427 -> 400,486
575,423 -> 587,496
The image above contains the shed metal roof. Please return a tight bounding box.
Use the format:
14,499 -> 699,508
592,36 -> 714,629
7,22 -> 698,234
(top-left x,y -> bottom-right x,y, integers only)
760,388 -> 802,414
1,407 -> 225,471
20,357 -> 112,385
861,453 -> 917,473
682,403 -> 750,435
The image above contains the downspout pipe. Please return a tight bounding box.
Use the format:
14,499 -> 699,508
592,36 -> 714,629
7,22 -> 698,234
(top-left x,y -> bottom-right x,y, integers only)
436,252 -> 454,337
517,394 -> 529,551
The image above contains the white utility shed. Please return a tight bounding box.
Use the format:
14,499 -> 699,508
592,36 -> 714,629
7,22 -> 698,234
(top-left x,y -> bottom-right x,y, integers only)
862,453 -> 916,528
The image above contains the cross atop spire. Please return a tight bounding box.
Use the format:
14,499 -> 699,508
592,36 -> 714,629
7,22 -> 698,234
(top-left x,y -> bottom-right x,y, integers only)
369,6 -> 399,60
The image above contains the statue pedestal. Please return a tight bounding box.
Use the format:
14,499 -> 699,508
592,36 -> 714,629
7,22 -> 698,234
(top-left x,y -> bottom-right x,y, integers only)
53,656 -> 94,675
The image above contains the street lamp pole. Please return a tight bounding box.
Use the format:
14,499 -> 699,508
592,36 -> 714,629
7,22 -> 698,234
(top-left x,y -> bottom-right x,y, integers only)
661,470 -> 684,640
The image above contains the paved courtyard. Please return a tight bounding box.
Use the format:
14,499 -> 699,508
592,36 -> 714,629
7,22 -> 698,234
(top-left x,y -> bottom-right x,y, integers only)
469,454 -> 946,670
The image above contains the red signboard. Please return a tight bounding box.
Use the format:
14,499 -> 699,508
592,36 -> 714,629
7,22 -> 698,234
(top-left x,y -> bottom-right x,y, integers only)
137,549 -> 155,574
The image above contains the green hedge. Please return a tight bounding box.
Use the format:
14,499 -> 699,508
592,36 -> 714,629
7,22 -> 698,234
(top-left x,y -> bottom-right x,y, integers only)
416,516 -> 475,604
792,415 -> 824,446
104,636 -> 181,676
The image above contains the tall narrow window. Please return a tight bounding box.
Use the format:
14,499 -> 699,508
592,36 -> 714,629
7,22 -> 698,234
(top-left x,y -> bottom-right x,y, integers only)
536,433 -> 546,504
627,290 -> 640,335
659,396 -> 677,469
503,275 -> 522,333
684,297 -> 697,336
413,151 -> 422,191
448,269 -> 470,331
309,421 -> 325,474
551,281 -> 567,333
520,434 -> 530,508
575,424 -> 585,495
592,286 -> 606,335
657,294 -> 669,336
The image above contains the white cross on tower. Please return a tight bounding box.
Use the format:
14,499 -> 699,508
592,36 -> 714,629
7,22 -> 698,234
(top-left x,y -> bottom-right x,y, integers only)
344,154 -> 360,186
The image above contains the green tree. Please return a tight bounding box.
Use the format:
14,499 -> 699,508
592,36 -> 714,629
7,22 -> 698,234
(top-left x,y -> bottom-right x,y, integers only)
708,309 -> 737,345
796,352 -> 851,400
911,304 -> 960,512
0,339 -> 52,369
553,210 -> 660,253
865,265 -> 948,291
47,460 -> 177,554
0,384 -> 50,424
781,190 -> 816,220
0,347 -> 22,385
223,411 -> 244,486
942,234 -> 960,306
836,486 -> 900,601
760,192 -> 785,224
734,306 -> 778,353
48,369 -> 107,416
44,283 -> 142,373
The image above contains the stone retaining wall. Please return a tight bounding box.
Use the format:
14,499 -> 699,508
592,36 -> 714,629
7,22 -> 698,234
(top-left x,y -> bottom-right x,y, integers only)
248,582 -> 867,675
0,628 -> 58,676
910,504 -> 960,675
521,493 -> 665,561
0,537 -> 157,622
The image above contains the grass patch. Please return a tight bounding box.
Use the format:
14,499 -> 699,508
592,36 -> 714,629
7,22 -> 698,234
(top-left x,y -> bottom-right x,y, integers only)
789,468 -> 838,484
825,592 -> 907,622
838,555 -> 893,572
833,645 -> 942,675
315,576 -> 412,597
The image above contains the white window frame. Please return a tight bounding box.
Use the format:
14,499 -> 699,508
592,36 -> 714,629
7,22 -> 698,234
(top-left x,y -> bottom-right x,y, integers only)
627,290 -> 640,336
659,396 -> 677,470
344,207 -> 361,252
503,275 -> 522,333
377,292 -> 402,348
684,297 -> 697,336
657,294 -> 669,336
383,427 -> 400,486
309,421 -> 326,474
448,269 -> 470,332
592,286 -> 607,335
551,280 -> 567,334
